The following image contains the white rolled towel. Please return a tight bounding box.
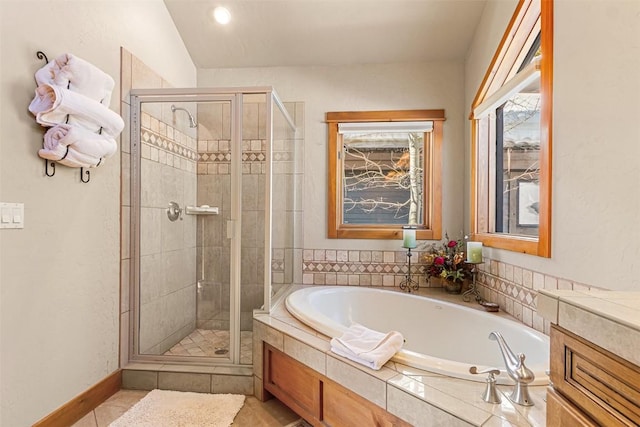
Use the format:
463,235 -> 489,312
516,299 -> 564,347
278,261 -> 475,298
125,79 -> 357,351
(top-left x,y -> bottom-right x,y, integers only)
44,124 -> 117,159
330,323 -> 404,370
38,124 -> 116,168
28,83 -> 124,137
34,53 -> 114,106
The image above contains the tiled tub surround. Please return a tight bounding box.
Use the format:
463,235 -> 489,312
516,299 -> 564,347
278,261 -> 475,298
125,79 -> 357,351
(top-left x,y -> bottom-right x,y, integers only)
302,249 -> 603,336
254,285 -> 548,426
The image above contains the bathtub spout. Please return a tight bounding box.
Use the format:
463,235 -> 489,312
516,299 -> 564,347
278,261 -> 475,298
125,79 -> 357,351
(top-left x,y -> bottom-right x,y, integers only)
488,331 -> 535,406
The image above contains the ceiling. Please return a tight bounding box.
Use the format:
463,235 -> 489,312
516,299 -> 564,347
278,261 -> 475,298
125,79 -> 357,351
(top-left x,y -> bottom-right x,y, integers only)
164,0 -> 488,69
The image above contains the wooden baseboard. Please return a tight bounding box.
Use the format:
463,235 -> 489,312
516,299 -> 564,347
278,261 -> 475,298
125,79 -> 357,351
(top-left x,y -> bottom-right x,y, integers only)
33,369 -> 122,427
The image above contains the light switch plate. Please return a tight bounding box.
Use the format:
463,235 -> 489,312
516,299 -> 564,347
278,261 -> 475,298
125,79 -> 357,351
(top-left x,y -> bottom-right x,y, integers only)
0,203 -> 24,229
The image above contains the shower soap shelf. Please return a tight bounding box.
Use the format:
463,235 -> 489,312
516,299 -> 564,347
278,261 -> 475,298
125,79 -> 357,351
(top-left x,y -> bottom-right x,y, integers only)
185,205 -> 219,215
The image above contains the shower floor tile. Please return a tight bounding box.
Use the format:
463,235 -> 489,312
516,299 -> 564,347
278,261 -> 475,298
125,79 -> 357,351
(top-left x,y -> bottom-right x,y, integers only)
164,329 -> 253,363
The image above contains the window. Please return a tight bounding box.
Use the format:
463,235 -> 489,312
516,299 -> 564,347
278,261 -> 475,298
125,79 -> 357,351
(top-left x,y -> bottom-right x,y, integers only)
470,0 -> 552,257
327,110 -> 444,240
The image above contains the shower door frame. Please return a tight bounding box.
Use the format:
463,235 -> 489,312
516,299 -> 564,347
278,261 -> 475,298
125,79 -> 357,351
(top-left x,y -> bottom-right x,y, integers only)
129,88 -> 262,366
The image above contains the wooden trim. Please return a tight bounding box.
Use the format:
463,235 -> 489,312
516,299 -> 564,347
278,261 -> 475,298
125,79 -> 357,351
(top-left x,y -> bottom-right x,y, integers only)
470,0 -> 552,258
473,232 -> 539,255
33,370 -> 122,427
326,109 -> 445,123
430,120 -> 443,240
327,122 -> 339,238
328,110 -> 444,240
471,0 -> 527,112
537,0 -> 553,258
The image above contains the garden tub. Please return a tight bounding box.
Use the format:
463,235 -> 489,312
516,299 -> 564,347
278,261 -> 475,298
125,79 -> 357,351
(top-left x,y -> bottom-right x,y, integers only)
285,286 -> 549,385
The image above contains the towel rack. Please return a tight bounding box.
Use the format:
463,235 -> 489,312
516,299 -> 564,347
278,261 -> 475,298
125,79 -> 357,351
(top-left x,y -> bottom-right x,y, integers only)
35,50 -> 91,184
36,51 -> 48,64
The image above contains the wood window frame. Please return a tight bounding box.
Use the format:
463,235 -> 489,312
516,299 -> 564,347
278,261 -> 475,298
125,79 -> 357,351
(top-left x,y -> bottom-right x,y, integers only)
326,110 -> 444,240
470,0 -> 553,257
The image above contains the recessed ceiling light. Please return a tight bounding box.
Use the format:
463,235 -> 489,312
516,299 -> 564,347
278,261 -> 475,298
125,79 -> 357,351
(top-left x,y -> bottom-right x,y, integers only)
213,6 -> 231,25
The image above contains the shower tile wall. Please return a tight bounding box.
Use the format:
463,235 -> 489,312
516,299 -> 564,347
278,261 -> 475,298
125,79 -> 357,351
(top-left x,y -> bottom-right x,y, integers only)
196,100 -> 303,331
196,100 -> 233,331
138,110 -> 197,354
120,48 -> 198,360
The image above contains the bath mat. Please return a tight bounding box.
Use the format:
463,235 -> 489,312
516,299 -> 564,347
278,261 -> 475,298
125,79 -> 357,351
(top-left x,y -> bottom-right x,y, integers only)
109,389 -> 245,427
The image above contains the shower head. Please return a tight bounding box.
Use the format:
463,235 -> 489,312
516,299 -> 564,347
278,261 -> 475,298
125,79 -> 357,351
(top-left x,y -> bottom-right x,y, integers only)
170,105 -> 198,128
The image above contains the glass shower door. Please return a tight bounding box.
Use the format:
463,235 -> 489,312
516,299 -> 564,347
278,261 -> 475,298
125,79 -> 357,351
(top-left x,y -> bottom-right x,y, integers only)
131,93 -> 239,363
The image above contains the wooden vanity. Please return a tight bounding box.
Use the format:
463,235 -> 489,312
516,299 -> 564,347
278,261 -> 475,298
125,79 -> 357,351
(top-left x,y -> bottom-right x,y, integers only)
539,290 -> 640,426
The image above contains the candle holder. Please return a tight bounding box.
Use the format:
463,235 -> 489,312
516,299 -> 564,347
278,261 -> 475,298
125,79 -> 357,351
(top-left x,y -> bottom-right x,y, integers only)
462,261 -> 483,303
399,247 -> 419,293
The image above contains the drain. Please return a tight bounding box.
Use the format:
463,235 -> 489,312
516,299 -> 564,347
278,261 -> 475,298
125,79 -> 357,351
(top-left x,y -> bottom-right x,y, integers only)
214,348 -> 229,355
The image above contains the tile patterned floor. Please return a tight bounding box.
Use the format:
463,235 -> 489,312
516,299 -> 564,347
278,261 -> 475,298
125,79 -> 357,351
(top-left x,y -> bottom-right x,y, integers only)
164,329 -> 253,364
72,389 -> 305,427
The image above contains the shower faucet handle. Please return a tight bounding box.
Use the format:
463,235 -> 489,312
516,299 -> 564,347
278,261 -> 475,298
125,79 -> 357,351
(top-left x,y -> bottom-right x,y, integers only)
167,201 -> 183,222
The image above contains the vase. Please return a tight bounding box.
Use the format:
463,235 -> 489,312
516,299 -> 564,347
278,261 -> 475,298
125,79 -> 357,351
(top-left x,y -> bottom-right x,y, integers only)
444,279 -> 463,294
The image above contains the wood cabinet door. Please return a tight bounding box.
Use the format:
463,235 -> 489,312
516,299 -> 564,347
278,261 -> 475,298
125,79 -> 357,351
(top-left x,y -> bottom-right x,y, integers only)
550,325 -> 640,427
546,387 -> 598,427
263,344 -> 322,424
323,380 -> 410,427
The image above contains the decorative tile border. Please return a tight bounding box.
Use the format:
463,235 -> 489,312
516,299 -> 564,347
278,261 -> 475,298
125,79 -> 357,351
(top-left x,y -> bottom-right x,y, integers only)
474,258 -> 598,334
141,112 -> 197,159
301,249 -> 431,288
197,139 -> 266,175
196,139 -> 295,175
140,113 -> 197,174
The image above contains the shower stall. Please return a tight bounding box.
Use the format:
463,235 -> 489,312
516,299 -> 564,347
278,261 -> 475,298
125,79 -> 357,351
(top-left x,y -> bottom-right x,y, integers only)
129,87 -> 298,366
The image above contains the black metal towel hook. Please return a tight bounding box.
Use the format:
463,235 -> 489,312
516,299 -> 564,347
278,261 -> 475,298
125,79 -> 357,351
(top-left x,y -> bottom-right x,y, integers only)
80,168 -> 90,183
44,160 -> 55,177
36,51 -> 48,65
37,51 -> 55,179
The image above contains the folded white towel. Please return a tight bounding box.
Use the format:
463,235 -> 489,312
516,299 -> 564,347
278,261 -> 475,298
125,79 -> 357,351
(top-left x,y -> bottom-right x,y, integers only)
330,323 -> 404,370
28,83 -> 124,137
34,53 -> 115,106
43,123 -> 117,161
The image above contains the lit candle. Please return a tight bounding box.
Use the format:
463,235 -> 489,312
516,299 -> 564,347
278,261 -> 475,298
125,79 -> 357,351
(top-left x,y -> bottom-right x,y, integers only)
402,228 -> 417,249
467,242 -> 483,263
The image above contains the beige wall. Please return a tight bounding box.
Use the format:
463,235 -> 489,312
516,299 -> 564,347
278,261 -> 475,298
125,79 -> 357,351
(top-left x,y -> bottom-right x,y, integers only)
0,1 -> 195,425
464,0 -> 640,291
198,61 -> 467,251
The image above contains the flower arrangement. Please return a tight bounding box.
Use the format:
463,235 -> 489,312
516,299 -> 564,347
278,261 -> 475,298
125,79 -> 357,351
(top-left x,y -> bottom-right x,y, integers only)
421,234 -> 472,283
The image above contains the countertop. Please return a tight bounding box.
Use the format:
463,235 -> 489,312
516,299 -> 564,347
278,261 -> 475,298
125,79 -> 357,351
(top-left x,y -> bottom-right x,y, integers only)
537,289 -> 640,366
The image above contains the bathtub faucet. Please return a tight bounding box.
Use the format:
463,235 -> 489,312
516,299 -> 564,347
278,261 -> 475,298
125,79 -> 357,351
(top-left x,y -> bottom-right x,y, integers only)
488,331 -> 535,406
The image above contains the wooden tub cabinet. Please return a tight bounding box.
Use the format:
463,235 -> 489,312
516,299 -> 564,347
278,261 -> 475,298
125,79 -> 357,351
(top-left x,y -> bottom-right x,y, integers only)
262,343 -> 410,427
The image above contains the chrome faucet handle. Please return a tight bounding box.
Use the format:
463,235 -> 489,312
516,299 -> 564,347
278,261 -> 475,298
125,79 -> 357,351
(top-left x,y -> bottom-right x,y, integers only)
469,366 -> 501,376
469,366 -> 502,404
